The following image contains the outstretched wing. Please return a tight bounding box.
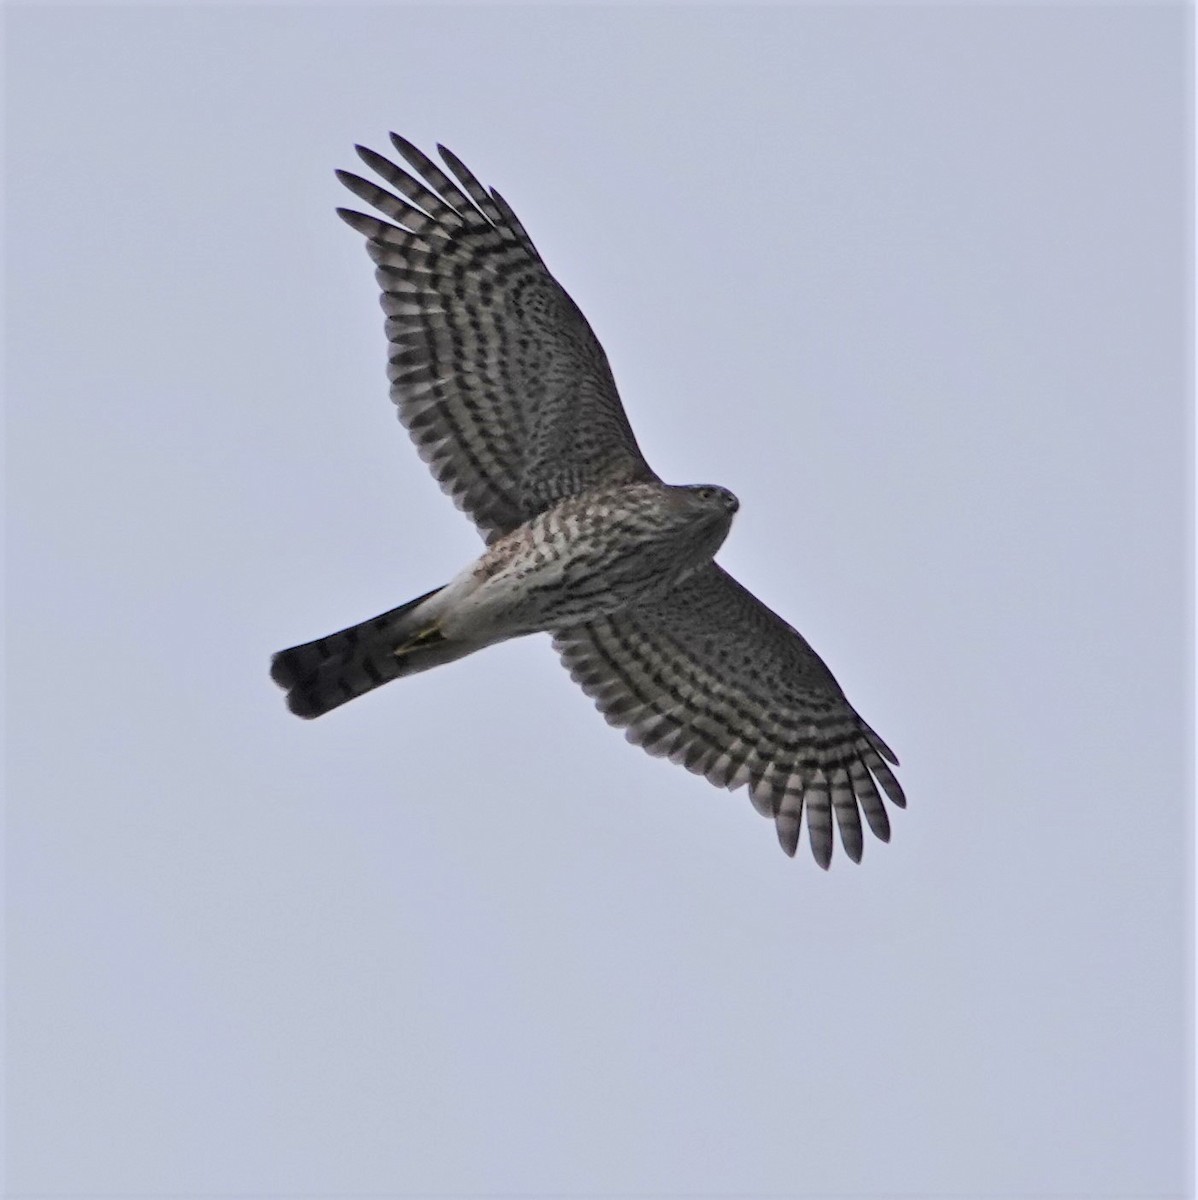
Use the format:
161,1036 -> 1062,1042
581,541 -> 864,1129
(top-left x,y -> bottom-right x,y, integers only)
553,564 -> 905,867
337,135 -> 657,541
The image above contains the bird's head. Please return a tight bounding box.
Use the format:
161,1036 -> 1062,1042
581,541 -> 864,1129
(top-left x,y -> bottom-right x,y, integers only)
675,483 -> 739,557
686,483 -> 740,516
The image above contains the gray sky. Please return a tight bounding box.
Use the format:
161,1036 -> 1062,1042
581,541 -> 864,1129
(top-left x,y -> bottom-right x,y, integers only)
5,4 -> 1191,1197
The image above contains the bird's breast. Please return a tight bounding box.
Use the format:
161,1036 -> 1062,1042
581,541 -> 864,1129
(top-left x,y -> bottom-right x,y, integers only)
449,487 -> 716,638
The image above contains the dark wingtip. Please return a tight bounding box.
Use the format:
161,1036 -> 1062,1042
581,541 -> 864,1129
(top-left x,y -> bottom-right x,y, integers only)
388,131 -> 421,162
335,207 -> 373,233
875,734 -> 900,767
436,143 -> 470,181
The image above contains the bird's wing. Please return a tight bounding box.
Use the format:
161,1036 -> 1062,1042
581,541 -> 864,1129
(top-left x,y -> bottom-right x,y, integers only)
337,136 -> 658,542
552,564 -> 904,867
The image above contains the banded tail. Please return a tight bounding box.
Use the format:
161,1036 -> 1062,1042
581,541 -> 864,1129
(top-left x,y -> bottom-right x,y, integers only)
271,586 -> 462,718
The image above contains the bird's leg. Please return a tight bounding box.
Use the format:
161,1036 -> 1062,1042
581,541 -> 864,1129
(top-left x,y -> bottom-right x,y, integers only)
393,620 -> 447,655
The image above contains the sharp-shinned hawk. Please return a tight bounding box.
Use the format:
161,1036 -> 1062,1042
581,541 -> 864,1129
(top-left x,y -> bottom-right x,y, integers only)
271,135 -> 905,867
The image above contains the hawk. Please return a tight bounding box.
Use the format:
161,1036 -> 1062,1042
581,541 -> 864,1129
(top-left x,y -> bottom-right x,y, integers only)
271,134 -> 905,867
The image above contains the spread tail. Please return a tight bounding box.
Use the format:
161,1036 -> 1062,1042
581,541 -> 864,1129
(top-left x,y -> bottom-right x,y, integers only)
271,586 -> 462,718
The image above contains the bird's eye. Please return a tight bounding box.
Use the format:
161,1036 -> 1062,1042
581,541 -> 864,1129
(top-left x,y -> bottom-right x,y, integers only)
696,486 -> 736,510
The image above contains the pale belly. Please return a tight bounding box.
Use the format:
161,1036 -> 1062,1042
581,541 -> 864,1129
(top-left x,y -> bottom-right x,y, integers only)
436,487 -> 722,643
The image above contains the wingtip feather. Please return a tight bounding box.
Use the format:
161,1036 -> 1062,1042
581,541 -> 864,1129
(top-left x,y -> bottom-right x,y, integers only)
389,131 -> 423,164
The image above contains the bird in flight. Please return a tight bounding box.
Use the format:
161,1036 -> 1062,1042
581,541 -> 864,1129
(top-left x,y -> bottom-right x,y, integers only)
271,134 -> 905,867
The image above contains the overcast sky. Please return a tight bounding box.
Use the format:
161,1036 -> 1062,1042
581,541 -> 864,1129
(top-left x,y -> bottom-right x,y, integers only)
6,4 -> 1191,1198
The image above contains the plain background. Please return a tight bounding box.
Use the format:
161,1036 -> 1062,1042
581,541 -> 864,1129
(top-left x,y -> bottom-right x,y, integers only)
5,4 -> 1192,1198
